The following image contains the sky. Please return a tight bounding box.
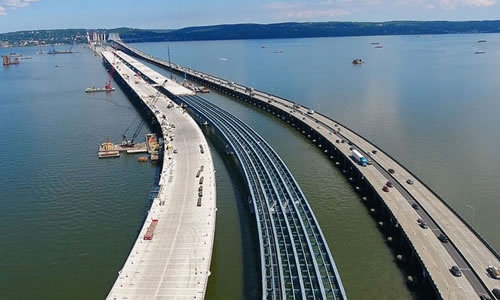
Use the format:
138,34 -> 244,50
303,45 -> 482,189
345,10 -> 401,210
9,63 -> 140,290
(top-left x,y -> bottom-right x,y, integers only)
1,0 -> 499,33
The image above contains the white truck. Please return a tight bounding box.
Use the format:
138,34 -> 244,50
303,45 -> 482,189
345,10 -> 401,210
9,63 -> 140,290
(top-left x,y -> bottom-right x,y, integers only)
352,149 -> 367,167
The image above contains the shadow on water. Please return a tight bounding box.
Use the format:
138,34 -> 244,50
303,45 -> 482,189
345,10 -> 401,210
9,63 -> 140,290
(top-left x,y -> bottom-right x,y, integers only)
203,127 -> 260,300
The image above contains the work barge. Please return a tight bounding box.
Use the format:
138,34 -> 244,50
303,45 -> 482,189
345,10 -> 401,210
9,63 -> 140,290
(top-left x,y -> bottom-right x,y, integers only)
112,40 -> 500,300
101,49 -> 216,300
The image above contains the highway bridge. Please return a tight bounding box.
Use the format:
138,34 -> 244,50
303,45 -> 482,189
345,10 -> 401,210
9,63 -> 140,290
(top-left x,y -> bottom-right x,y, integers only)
100,50 -> 217,300
111,40 -> 500,300
111,49 -> 347,300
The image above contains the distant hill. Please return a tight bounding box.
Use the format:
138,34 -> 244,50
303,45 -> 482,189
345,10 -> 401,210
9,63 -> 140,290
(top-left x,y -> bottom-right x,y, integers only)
2,21 -> 500,46
119,21 -> 500,43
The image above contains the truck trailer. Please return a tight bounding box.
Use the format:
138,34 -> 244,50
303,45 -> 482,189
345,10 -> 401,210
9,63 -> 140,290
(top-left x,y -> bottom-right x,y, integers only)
352,149 -> 367,167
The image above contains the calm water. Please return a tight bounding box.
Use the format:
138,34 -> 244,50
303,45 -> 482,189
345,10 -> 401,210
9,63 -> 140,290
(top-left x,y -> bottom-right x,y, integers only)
0,34 -> 498,300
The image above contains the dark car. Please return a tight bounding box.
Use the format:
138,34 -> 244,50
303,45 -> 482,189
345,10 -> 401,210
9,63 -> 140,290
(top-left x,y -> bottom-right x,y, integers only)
372,150 -> 377,154
336,139 -> 340,143
388,168 -> 395,174
407,179 -> 414,185
487,266 -> 500,279
341,140 -> 345,143
382,186 -> 389,192
411,203 -> 419,210
450,266 -> 462,277
419,222 -> 428,229
438,233 -> 449,243
492,288 -> 500,299
386,181 -> 393,188
347,141 -> 353,146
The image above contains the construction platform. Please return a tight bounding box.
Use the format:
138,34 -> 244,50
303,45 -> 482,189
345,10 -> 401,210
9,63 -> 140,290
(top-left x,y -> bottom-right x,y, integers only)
98,140 -> 147,158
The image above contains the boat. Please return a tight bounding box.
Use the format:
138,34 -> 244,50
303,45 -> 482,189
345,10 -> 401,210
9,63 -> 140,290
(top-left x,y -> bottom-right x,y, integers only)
273,51 -> 284,54
98,138 -> 120,158
352,58 -> 364,65
371,42 -> 380,45
138,156 -> 149,162
475,51 -> 486,54
477,40 -> 487,43
19,56 -> 32,59
375,45 -> 383,48
198,86 -> 210,93
85,87 -> 115,93
8,53 -> 22,57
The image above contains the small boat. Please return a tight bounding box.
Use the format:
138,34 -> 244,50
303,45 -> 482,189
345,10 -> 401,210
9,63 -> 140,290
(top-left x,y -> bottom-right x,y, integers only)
273,51 -> 284,54
352,58 -> 364,65
475,51 -> 486,54
138,156 -> 149,162
261,45 -> 268,48
85,87 -> 115,93
477,40 -> 487,43
19,56 -> 32,59
198,86 -> 210,93
371,42 -> 380,45
375,45 -> 383,48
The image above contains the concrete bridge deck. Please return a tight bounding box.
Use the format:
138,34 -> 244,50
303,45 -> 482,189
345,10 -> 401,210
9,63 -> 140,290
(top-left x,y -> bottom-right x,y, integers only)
111,40 -> 500,300
101,50 -> 216,300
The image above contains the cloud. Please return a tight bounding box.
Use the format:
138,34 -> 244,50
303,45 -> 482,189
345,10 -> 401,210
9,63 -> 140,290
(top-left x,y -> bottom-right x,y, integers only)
0,0 -> 38,15
264,1 -> 351,20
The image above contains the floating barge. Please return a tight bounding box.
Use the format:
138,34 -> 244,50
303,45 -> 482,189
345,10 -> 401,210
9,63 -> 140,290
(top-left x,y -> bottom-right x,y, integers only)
98,137 -> 147,159
85,87 -> 115,93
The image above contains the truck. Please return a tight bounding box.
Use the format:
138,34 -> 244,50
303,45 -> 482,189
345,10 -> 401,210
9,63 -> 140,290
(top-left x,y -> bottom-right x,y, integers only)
352,149 -> 367,167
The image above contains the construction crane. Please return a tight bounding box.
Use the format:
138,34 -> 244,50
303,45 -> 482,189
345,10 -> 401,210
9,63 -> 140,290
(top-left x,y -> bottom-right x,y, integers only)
121,79 -> 167,147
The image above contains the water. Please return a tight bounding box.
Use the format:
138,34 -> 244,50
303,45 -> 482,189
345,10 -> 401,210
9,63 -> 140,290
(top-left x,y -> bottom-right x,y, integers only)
0,47 -> 158,299
1,34 -> 499,300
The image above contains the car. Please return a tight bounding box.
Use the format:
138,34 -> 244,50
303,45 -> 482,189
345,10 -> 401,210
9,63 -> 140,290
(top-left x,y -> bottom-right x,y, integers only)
347,141 -> 353,146
450,266 -> 462,277
366,160 -> 372,166
386,181 -> 393,188
388,168 -> 395,174
480,294 -> 492,300
419,222 -> 428,229
492,288 -> 500,299
173,149 -> 178,154
487,266 -> 500,279
336,139 -> 340,143
372,150 -> 377,154
417,218 -> 424,224
411,203 -> 419,210
382,186 -> 389,192
406,179 -> 414,185
438,233 -> 449,243
341,140 -> 345,143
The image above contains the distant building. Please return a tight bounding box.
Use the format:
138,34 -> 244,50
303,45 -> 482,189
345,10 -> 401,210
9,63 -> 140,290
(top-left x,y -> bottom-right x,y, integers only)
87,31 -> 107,44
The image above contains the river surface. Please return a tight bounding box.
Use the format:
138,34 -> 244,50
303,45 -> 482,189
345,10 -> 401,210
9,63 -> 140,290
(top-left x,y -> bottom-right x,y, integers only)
0,34 -> 498,299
